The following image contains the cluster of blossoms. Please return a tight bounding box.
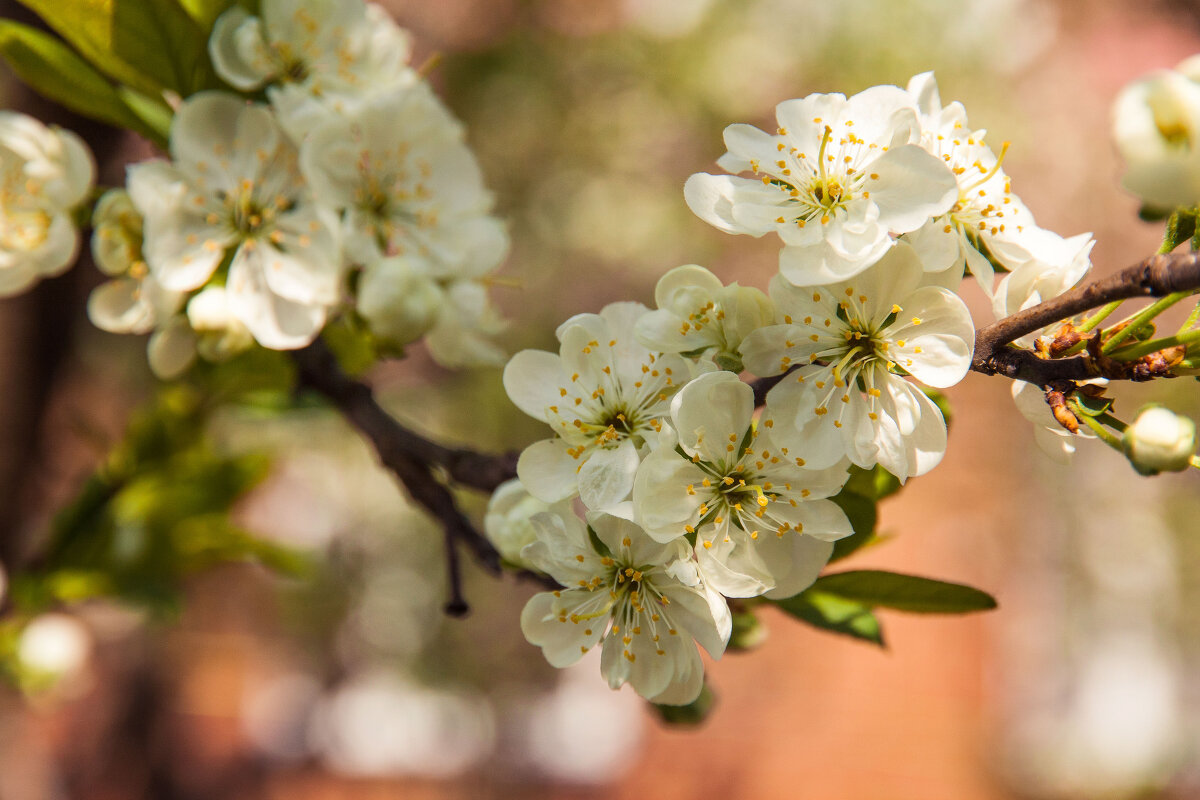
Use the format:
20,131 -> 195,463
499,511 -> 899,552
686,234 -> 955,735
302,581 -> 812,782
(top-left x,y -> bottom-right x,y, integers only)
494,73 -> 1098,704
9,0 -> 509,376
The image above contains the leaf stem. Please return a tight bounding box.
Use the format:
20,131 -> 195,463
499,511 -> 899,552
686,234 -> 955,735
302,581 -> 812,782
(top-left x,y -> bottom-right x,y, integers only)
1101,292 -> 1189,354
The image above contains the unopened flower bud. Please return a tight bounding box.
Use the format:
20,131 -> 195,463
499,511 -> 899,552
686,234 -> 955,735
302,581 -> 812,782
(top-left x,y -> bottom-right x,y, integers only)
1123,405 -> 1196,475
357,256 -> 444,346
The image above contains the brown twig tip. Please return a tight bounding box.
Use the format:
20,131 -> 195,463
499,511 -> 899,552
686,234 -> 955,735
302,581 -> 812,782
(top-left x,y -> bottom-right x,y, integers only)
972,251 -> 1200,387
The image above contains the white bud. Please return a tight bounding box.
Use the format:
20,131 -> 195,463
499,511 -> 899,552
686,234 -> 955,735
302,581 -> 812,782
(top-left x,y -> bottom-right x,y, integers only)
484,480 -> 563,567
1123,406 -> 1196,475
357,256 -> 444,347
1113,66 -> 1200,208
90,189 -> 143,277
186,286 -> 254,361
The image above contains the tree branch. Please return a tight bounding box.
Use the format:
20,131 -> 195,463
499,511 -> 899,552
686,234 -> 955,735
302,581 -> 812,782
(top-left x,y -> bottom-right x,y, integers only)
971,251 -> 1200,385
291,341 -> 557,603
291,340 -> 519,492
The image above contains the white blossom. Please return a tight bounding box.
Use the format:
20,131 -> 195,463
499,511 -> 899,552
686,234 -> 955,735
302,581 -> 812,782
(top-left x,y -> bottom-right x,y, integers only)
187,285 -> 256,362
356,255 -> 443,348
209,0 -> 417,140
684,85 -> 957,286
423,279 -> 508,368
520,510 -> 729,705
740,242 -> 974,481
901,72 -> 1040,294
127,92 -> 342,350
1113,62 -> 1200,209
503,302 -> 688,512
0,112 -> 94,296
299,85 -> 508,279
634,372 -> 851,598
483,479 -> 572,568
87,190 -> 186,336
634,264 -> 774,371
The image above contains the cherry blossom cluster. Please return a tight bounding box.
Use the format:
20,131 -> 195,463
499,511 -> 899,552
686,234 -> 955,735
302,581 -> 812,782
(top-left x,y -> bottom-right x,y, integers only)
83,0 -> 509,375
497,74 -> 1097,704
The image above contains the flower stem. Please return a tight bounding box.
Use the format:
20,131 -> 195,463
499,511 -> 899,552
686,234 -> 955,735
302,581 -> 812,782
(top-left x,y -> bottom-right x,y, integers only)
1071,404 -> 1124,452
1101,292 -> 1190,354
1110,327 -> 1200,362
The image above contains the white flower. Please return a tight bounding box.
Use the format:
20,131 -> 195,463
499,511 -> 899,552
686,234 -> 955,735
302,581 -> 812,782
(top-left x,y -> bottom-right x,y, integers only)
423,279 -> 508,368
503,302 -> 688,512
634,264 -> 774,371
520,510 -> 730,705
187,285 -> 256,362
1113,63 -> 1200,209
209,0 -> 417,139
740,242 -> 974,481
1011,380 -> 1097,463
87,190 -> 186,336
483,479 -> 572,568
990,229 -> 1093,345
901,72 -> 1039,294
0,112 -> 94,296
299,86 -> 508,279
1123,405 -> 1196,475
634,372 -> 851,599
684,85 -> 957,286
357,255 -> 443,347
128,92 -> 342,350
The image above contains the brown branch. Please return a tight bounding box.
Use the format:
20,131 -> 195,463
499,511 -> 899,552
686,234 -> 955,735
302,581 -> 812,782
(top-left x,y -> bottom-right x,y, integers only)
291,340 -> 519,492
971,251 -> 1200,386
291,341 -> 557,603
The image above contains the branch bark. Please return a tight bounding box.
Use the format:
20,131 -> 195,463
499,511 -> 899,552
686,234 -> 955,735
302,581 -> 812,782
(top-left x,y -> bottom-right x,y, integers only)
971,251 -> 1200,385
291,341 -> 556,605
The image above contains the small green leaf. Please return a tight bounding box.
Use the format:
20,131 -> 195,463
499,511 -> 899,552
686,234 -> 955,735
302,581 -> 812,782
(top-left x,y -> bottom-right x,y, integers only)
774,590 -> 884,645
812,570 -> 997,614
0,20 -> 157,137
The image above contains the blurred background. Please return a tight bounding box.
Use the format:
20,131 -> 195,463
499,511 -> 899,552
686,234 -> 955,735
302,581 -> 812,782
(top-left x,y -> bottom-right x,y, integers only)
1,0 -> 1200,797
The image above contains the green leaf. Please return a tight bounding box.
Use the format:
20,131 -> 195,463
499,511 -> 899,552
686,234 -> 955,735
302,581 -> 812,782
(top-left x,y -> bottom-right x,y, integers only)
0,20 -> 159,138
15,0 -> 217,96
812,570 -> 997,614
829,489 -> 878,563
773,590 -> 884,646
116,85 -> 173,144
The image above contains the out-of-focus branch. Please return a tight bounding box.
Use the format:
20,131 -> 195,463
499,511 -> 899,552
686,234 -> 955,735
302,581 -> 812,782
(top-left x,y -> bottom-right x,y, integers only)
972,251 -> 1200,385
291,341 -> 556,607
291,340 -> 518,492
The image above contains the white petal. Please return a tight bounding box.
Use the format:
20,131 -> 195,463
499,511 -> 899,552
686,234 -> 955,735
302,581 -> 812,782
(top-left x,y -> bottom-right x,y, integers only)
517,438 -> 582,504
577,439 -> 640,511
